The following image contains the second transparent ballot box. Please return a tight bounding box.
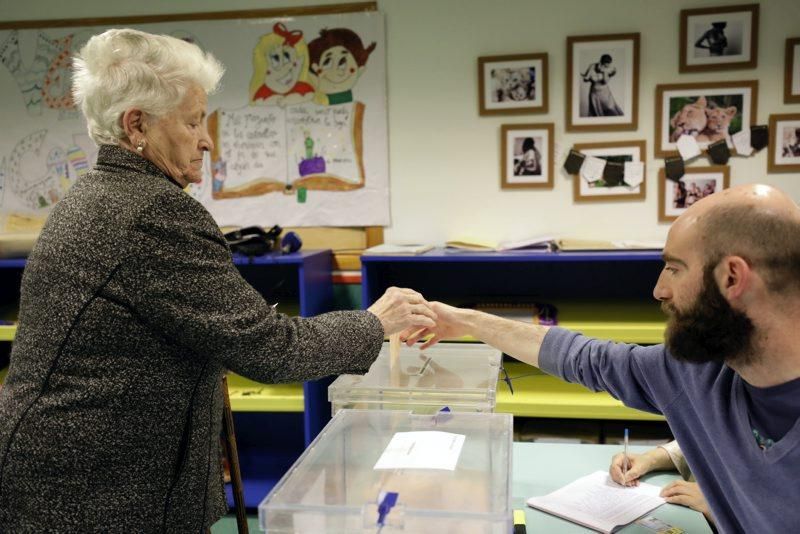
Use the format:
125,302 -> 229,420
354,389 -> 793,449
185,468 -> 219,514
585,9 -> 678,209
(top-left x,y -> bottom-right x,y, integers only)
328,342 -> 502,415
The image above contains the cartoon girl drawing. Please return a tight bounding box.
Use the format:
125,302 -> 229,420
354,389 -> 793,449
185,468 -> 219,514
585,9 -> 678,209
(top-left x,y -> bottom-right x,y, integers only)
249,23 -> 314,106
307,28 -> 376,105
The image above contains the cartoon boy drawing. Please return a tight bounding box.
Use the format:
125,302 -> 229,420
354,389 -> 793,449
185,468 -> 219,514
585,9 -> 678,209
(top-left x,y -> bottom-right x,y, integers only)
307,28 -> 376,105
249,23 -> 314,106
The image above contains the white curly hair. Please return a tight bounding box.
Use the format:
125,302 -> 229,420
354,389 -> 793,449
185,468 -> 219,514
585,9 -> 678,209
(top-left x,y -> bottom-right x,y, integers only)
72,28 -> 224,145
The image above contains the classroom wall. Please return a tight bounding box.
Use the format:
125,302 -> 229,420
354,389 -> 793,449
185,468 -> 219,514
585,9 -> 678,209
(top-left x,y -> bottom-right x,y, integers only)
2,0 -> 798,245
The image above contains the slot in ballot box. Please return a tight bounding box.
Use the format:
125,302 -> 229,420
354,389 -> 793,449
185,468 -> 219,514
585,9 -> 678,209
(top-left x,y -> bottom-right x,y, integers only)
259,409 -> 513,533
328,342 -> 502,415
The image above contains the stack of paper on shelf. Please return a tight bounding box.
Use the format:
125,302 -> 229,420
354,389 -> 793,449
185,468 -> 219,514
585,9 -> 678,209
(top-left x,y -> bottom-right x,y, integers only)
445,235 -> 555,252
363,243 -> 434,255
554,238 -> 664,251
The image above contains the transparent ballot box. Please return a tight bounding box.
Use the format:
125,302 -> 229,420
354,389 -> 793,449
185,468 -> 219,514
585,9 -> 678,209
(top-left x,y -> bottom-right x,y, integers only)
258,409 -> 513,533
328,342 -> 502,415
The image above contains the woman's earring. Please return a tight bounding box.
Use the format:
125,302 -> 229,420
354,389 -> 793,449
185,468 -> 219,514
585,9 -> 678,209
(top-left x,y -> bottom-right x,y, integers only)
137,140 -> 145,153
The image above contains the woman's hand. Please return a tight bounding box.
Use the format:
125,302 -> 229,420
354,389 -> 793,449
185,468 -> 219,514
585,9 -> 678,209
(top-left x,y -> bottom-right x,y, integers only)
367,287 -> 437,336
661,480 -> 713,524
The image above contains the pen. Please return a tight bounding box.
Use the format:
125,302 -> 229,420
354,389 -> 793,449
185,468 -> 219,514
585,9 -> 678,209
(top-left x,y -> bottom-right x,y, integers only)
623,428 -> 629,486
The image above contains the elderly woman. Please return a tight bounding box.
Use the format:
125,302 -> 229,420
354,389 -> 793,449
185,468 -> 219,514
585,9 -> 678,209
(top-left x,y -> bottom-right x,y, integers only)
0,29 -> 435,531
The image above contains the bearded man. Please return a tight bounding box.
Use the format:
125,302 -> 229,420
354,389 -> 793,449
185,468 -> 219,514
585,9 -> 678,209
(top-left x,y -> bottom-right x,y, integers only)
404,184 -> 800,534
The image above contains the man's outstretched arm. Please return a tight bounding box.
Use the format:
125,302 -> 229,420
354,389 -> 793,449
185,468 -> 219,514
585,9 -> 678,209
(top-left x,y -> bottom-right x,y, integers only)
404,301 -> 550,367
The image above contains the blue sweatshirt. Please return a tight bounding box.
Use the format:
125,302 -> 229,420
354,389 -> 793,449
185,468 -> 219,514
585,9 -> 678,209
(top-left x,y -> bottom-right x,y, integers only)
539,327 -> 800,534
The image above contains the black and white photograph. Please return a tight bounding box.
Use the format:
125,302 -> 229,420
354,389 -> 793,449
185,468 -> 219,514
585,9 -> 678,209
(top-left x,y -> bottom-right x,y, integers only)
572,141 -> 646,202
659,167 -> 730,222
680,4 -> 759,72
567,33 -> 639,132
768,113 -> 800,173
479,53 -> 548,115
785,37 -> 800,104
500,123 -> 554,189
655,81 -> 758,157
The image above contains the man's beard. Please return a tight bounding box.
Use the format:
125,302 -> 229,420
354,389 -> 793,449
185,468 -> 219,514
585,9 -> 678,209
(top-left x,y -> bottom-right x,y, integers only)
664,264 -> 756,365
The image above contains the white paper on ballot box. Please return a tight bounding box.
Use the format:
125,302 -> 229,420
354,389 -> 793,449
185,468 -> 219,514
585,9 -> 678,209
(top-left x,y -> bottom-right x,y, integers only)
374,431 -> 465,471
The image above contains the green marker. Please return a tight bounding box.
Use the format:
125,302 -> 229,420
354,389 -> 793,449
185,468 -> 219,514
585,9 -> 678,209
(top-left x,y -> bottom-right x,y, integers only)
297,186 -> 307,203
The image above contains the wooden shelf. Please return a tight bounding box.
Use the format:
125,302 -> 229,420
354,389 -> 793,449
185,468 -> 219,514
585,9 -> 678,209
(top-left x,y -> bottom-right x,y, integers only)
226,373 -> 304,412
495,362 -> 663,421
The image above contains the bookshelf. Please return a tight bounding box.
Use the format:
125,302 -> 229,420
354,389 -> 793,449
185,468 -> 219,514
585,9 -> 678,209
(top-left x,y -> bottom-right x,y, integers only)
361,249 -> 666,421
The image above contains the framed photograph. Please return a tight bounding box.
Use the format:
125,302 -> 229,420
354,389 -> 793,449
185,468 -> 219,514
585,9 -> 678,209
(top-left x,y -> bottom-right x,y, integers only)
572,140 -> 646,202
500,123 -> 554,189
478,53 -> 549,115
785,37 -> 800,104
655,80 -> 758,158
768,113 -> 800,173
566,33 -> 639,132
658,166 -> 730,222
680,3 -> 759,72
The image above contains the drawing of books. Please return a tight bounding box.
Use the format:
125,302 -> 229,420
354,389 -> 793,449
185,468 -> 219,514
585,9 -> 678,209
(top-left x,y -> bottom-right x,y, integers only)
207,101 -> 366,199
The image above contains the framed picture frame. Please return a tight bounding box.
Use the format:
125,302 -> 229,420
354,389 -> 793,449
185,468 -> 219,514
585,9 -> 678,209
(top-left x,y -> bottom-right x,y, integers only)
478,53 -> 549,116
785,37 -> 800,104
655,80 -> 758,158
566,33 -> 639,132
767,113 -> 800,173
679,3 -> 759,73
500,123 -> 554,189
572,140 -> 647,202
658,166 -> 730,222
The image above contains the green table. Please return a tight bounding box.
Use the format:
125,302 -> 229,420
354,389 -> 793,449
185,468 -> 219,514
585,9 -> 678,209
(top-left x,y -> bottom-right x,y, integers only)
514,442 -> 713,533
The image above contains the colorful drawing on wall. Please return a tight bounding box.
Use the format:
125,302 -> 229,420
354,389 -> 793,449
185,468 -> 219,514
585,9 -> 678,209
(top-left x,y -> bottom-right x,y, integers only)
249,23 -> 315,107
211,23 -> 376,200
308,28 -> 376,106
3,130 -> 95,211
0,7 -> 389,230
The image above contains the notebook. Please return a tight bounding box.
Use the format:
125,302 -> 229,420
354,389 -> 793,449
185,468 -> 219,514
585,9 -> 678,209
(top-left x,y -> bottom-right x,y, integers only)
526,470 -> 665,533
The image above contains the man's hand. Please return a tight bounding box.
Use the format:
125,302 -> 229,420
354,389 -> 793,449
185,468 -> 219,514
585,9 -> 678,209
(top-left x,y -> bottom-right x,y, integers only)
609,451 -> 656,487
402,301 -> 474,349
366,287 -> 437,336
661,480 -> 713,524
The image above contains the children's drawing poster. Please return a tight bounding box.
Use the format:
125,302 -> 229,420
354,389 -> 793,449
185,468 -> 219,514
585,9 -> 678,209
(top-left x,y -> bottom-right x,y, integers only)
0,7 -> 390,231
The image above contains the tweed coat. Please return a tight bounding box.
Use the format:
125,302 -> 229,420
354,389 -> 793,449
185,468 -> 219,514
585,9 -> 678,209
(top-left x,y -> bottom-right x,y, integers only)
0,144 -> 384,532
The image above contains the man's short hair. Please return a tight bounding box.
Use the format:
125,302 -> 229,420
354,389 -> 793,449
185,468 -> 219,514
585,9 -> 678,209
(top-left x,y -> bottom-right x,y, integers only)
701,204 -> 800,293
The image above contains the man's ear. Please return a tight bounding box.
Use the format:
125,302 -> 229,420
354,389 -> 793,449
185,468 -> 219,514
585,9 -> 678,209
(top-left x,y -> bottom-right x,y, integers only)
121,108 -> 147,143
718,256 -> 751,301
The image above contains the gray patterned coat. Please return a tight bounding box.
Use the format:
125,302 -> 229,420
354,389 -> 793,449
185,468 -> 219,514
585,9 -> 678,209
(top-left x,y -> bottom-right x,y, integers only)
0,145 -> 384,532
